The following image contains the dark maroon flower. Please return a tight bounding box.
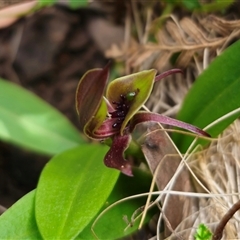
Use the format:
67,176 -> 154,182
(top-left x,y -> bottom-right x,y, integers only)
76,65 -> 210,176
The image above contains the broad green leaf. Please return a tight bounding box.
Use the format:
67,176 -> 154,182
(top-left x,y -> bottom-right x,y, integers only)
69,0 -> 88,9
37,0 -> 57,7
35,145 -> 119,239
78,169 -> 155,239
0,190 -> 42,239
182,0 -> 201,10
173,40 -> 240,152
0,79 -> 83,155
197,0 -> 234,13
106,69 -> 157,135
165,0 -> 178,4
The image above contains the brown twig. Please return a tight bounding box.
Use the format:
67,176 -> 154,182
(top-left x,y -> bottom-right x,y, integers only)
213,199 -> 240,240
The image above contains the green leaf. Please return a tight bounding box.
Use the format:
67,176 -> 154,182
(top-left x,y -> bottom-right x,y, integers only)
182,0 -> 201,10
164,0 -> 178,4
78,169 -> 155,239
37,0 -> 57,7
35,145 -> 119,239
197,0 -> 234,13
194,223 -> 212,240
69,0 -> 88,9
0,79 -> 83,155
173,40 -> 240,152
0,190 -> 42,239
106,69 -> 157,135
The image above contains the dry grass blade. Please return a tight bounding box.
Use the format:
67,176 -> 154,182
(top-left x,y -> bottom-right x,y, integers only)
146,15 -> 240,69
200,15 -> 240,36
185,119 -> 240,239
146,71 -> 190,117
106,14 -> 240,71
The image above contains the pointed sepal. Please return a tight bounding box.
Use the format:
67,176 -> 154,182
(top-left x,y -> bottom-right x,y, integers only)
106,69 -> 157,135
75,64 -> 109,138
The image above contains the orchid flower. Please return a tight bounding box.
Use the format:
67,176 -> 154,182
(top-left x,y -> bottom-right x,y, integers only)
76,64 -> 210,176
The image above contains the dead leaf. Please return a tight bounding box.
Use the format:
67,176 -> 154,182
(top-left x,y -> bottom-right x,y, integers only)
0,1 -> 37,29
141,123 -> 196,238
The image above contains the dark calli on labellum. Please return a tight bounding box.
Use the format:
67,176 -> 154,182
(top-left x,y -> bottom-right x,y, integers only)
75,64 -> 210,176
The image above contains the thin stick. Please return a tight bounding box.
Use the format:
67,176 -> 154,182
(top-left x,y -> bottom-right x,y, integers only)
131,0 -> 143,42
124,2 -> 131,75
213,199 -> 240,240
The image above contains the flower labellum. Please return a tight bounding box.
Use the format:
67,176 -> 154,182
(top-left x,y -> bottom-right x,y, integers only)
76,64 -> 210,176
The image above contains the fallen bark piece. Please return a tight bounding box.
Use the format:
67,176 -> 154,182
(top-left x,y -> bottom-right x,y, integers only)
141,123 -> 196,238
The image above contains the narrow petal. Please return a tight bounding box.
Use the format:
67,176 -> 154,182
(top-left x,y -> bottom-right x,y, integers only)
104,134 -> 133,176
130,111 -> 210,137
154,69 -> 183,82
